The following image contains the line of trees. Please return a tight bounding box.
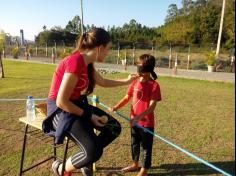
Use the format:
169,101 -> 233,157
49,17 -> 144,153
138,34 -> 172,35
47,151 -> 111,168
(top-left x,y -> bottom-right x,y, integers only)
159,0 -> 235,49
13,0 -> 236,51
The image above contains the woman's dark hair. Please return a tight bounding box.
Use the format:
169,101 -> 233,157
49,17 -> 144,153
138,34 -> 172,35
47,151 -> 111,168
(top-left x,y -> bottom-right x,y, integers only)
75,28 -> 111,95
138,54 -> 157,80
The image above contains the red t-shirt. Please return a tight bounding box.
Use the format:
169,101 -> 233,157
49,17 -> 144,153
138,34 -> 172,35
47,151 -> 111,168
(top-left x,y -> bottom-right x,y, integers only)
48,52 -> 89,100
127,79 -> 161,127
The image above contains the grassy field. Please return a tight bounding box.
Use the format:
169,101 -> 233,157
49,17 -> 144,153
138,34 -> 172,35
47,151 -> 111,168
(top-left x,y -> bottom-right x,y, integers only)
0,60 -> 235,176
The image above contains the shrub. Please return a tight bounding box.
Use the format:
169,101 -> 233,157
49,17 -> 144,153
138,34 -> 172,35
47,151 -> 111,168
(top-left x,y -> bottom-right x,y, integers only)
206,51 -> 216,66
12,47 -> 19,59
59,48 -> 72,59
28,48 -> 33,56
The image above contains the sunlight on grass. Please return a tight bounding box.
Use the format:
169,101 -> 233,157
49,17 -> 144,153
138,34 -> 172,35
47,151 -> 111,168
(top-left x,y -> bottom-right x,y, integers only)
0,60 -> 235,175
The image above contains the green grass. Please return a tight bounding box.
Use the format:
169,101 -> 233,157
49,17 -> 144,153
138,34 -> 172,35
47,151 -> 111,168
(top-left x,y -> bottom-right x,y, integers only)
0,60 -> 235,176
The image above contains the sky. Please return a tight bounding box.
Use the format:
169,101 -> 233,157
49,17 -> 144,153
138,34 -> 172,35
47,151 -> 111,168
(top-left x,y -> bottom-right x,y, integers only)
0,0 -> 182,41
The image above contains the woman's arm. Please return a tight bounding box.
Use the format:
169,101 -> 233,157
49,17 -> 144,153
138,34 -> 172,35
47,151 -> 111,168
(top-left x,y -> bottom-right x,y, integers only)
56,73 -> 106,126
111,95 -> 131,111
56,73 -> 85,116
94,70 -> 138,87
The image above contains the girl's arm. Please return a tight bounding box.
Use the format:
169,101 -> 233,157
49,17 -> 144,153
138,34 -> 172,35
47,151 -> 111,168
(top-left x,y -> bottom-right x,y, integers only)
111,95 -> 131,111
94,70 -> 138,87
131,100 -> 157,125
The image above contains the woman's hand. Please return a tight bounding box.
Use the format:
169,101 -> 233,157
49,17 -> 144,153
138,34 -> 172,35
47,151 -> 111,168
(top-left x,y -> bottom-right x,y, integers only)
91,114 -> 106,127
126,74 -> 139,84
108,107 -> 117,112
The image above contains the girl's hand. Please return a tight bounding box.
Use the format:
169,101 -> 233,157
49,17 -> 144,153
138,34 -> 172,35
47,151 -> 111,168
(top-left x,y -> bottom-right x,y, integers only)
130,116 -> 140,126
91,114 -> 106,127
127,74 -> 139,84
130,116 -> 146,126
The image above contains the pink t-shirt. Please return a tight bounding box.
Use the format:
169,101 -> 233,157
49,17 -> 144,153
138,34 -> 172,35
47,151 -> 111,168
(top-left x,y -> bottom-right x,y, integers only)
48,52 -> 89,100
127,79 -> 161,127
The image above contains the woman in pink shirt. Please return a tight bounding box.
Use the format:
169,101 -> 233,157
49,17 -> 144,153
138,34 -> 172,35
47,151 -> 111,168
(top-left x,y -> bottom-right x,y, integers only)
110,54 -> 161,176
43,28 -> 137,176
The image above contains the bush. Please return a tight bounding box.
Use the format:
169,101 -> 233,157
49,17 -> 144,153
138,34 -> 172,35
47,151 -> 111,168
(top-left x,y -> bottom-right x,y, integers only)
12,47 -> 19,59
59,48 -> 72,59
206,51 -> 216,66
28,48 -> 33,56
191,61 -> 207,70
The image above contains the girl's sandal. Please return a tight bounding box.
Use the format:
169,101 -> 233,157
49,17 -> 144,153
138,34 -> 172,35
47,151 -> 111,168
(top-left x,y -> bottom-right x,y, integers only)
121,165 -> 140,173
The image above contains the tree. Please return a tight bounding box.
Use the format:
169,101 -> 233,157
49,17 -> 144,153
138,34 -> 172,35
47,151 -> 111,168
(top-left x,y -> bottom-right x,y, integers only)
181,0 -> 194,15
65,15 -> 81,34
0,51 -> 4,78
42,25 -> 47,31
51,25 -> 64,32
165,4 -> 179,23
0,30 -> 6,78
194,0 -> 207,7
223,0 -> 235,48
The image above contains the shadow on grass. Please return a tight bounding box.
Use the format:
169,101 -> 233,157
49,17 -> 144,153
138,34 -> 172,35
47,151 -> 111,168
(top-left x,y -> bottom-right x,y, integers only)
97,161 -> 235,176
150,161 -> 235,176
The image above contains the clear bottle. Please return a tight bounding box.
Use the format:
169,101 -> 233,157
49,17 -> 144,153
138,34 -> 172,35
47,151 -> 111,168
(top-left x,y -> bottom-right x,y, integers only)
26,96 -> 36,121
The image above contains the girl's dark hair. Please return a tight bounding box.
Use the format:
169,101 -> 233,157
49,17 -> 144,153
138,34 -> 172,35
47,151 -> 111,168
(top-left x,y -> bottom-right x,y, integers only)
139,54 -> 157,80
75,28 -> 111,95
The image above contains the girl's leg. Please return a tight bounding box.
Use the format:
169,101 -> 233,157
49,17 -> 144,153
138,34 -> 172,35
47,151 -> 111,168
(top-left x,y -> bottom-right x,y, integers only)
140,127 -> 154,170
122,126 -> 141,172
131,126 -> 142,163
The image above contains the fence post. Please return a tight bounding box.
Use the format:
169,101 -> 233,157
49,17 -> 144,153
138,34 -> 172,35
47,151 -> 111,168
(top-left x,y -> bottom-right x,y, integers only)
187,45 -> 191,70
54,41 -> 57,59
25,46 -> 29,60
117,42 -> 120,65
91,95 -> 98,172
3,49 -> 6,58
35,46 -> 38,56
45,43 -> 48,57
132,43 -> 135,65
231,55 -> 235,73
169,43 -> 172,69
51,48 -> 55,64
173,53 -> 178,75
151,42 -> 154,54
124,49 -> 127,70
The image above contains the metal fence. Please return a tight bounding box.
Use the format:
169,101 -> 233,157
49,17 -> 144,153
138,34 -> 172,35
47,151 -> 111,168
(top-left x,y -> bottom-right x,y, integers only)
2,42 -> 235,72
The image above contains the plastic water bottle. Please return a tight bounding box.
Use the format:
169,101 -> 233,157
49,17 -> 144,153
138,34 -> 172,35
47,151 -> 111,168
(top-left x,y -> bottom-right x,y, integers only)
26,96 -> 36,121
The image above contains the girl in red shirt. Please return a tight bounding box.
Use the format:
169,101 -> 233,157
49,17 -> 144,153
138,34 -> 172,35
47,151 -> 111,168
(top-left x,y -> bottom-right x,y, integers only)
43,28 -> 138,176
110,54 -> 161,176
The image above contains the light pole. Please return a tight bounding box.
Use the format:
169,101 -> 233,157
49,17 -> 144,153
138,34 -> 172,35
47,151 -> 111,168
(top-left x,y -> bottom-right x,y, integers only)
80,0 -> 84,34
215,0 -> 226,60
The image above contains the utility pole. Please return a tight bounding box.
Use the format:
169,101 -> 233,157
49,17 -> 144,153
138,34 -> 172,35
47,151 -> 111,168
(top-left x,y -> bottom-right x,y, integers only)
215,0 -> 226,60
80,0 -> 84,34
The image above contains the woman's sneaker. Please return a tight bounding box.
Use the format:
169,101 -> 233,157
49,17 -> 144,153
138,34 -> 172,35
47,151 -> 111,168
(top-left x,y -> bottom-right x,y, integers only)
52,159 -> 62,176
52,160 -> 71,176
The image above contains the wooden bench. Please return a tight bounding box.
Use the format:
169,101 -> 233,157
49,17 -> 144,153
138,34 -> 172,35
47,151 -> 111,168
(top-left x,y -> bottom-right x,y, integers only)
19,115 -> 70,176
18,95 -> 99,175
